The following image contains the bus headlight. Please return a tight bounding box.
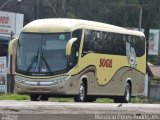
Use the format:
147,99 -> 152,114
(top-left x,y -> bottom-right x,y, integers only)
15,76 -> 25,83
54,76 -> 69,84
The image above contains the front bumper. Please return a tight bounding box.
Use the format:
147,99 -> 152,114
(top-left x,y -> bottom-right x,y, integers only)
14,74 -> 76,95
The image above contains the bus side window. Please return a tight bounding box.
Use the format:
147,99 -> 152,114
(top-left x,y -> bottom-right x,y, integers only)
71,29 -> 82,65
82,29 -> 92,56
114,34 -> 125,55
134,36 -> 145,57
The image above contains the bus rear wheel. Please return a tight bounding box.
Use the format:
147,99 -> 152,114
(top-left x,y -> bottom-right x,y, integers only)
123,82 -> 131,103
87,97 -> 96,102
74,81 -> 87,102
114,82 -> 131,103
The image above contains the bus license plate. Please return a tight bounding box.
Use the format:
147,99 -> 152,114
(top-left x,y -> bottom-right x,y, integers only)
34,88 -> 43,92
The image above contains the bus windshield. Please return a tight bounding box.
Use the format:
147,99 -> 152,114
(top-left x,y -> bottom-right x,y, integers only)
16,33 -> 71,75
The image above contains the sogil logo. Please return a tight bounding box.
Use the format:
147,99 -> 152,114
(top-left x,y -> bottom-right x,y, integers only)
0,14 -> 9,24
99,58 -> 112,68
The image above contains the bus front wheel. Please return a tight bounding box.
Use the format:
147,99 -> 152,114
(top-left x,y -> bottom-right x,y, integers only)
30,94 -> 40,101
74,81 -> 87,102
30,94 -> 49,101
40,95 -> 49,101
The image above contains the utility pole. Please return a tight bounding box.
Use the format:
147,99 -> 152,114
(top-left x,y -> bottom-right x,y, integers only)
144,5 -> 151,98
144,7 -> 151,66
36,0 -> 39,19
138,0 -> 142,31
139,6 -> 142,31
31,0 -> 35,20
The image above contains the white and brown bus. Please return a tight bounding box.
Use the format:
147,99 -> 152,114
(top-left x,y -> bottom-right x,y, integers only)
9,18 -> 146,102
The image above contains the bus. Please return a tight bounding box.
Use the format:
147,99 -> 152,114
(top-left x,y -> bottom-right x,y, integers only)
9,18 -> 146,102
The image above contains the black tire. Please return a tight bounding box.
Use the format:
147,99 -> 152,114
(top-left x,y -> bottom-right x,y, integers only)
121,82 -> 131,103
113,97 -> 122,103
30,94 -> 49,101
74,81 -> 87,102
30,94 -> 40,101
114,83 -> 131,103
41,95 -> 49,101
87,97 -> 96,102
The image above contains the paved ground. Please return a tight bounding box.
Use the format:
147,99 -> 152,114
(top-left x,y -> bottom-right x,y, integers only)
0,101 -> 160,120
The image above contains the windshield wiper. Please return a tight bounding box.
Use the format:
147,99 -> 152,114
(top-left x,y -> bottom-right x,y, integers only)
26,48 -> 39,73
41,47 -> 52,75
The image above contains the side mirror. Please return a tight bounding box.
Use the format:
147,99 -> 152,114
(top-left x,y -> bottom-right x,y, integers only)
66,38 -> 77,56
66,38 -> 77,67
8,38 -> 18,55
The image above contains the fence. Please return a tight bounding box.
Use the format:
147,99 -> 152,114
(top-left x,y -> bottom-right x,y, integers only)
148,78 -> 160,101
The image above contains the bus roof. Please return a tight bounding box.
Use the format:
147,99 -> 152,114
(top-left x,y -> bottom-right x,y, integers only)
22,18 -> 145,37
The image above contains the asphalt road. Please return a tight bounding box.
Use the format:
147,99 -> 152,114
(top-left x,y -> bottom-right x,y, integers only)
0,101 -> 160,120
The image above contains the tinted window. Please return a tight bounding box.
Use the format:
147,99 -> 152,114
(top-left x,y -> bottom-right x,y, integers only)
83,29 -> 126,56
83,29 -> 145,57
83,29 -> 93,52
71,29 -> 82,66
134,36 -> 145,57
16,33 -> 71,75
125,35 -> 145,57
113,34 -> 126,55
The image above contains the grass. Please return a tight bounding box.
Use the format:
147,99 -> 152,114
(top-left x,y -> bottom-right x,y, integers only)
0,94 -> 114,103
49,97 -> 74,102
49,98 -> 114,103
0,94 -> 159,104
131,97 -> 147,103
0,94 -> 30,100
96,98 -> 114,103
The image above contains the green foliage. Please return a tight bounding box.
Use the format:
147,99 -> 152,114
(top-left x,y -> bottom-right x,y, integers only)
96,98 -> 114,103
0,95 -> 156,103
0,0 -> 160,29
49,97 -> 74,102
49,97 -> 114,103
131,97 -> 147,103
108,0 -> 139,27
152,77 -> 160,82
148,53 -> 160,65
0,94 -> 30,100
